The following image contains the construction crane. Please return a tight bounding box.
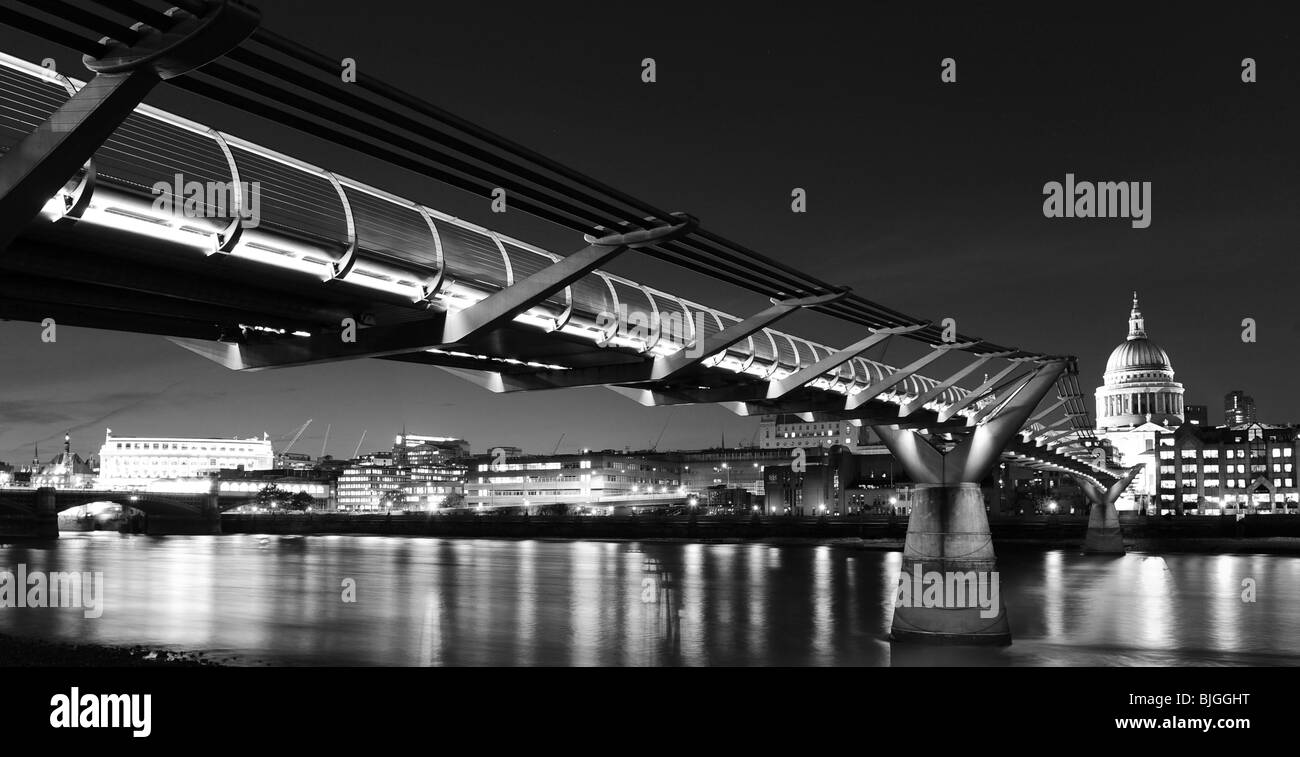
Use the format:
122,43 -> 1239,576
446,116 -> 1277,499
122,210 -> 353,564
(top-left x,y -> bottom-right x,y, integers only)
552,433 -> 565,455
353,430 -> 367,460
282,419 -> 312,455
321,423 -> 331,459
649,408 -> 675,452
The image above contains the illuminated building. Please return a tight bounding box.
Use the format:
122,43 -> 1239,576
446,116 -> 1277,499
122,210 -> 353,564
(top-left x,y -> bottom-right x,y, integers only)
96,429 -> 274,489
764,446 -> 910,515
1224,391 -> 1257,425
1093,293 -> 1185,510
32,432 -> 96,489
674,447 -> 809,497
466,452 -> 682,512
337,464 -> 410,511
394,433 -> 470,464
1095,293 -> 1185,428
394,432 -> 469,508
758,414 -> 876,452
216,469 -> 334,507
1157,423 -> 1298,515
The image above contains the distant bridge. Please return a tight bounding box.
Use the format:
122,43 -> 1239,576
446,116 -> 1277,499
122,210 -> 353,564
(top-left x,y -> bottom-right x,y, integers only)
0,486 -> 274,537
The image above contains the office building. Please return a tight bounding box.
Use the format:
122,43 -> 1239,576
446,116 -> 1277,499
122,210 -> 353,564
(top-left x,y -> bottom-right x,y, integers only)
1156,422 -> 1298,514
96,429 -> 274,489
1224,391 -> 1257,426
465,451 -> 682,512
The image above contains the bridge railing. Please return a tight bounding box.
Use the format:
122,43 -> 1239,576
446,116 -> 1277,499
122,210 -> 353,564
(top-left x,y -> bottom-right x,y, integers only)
0,51 -> 970,414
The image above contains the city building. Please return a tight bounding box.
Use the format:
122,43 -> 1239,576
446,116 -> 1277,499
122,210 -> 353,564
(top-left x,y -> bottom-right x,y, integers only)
999,465 -> 1087,516
32,432 -> 96,489
354,450 -> 395,467
1094,293 -> 1186,510
334,433 -> 471,510
337,463 -> 411,511
1224,390 -> 1257,426
764,446 -> 910,515
465,451 -> 683,512
1156,422 -> 1298,515
394,433 -> 470,464
394,432 -> 469,508
216,469 -> 335,507
485,445 -> 524,458
673,447 -> 787,497
96,429 -> 274,489
404,459 -> 467,509
276,452 -> 317,471
758,414 -> 876,453
1184,404 -> 1209,426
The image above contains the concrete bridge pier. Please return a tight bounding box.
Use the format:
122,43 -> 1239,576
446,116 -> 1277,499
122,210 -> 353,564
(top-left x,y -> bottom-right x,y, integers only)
873,358 -> 1068,645
33,487 -> 60,539
144,492 -> 222,536
1078,466 -> 1142,554
893,482 -> 1006,643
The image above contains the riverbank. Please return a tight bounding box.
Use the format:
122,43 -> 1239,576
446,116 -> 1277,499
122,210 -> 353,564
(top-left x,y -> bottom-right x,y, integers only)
0,634 -> 226,667
216,512 -> 1300,553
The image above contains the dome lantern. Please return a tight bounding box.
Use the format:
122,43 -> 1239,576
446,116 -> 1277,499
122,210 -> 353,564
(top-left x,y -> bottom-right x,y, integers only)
1128,291 -> 1146,339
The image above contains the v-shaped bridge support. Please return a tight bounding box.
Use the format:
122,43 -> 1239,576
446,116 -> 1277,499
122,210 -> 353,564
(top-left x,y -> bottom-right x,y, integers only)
869,358 -> 1068,646
1076,465 -> 1143,554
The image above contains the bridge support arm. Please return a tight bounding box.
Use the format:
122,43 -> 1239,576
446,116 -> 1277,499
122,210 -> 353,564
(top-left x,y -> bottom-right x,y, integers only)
1077,465 -> 1142,554
870,358 -> 1068,646
650,290 -> 848,381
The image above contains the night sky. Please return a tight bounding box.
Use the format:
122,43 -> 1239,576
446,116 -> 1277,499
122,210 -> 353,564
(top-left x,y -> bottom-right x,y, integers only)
1,4 -> 1296,462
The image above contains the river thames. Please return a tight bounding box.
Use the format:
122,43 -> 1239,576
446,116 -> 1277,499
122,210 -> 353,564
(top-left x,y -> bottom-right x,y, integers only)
2,532 -> 1298,666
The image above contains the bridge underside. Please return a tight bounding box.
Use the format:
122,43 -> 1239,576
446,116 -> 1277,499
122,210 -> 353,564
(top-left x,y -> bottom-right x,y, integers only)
2,228 -> 970,431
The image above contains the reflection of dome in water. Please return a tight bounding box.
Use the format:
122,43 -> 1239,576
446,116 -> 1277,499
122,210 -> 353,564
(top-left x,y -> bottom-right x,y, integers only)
1094,292 -> 1184,429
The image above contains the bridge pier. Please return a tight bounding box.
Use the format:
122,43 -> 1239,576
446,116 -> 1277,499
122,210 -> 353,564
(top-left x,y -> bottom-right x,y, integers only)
33,487 -> 60,538
1077,466 -> 1142,555
1083,495 -> 1123,554
143,492 -> 221,536
874,358 -> 1068,645
893,482 -> 1007,643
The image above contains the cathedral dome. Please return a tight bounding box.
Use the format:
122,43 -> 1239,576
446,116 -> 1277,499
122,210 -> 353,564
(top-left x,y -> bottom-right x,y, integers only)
1094,292 -> 1185,430
1106,337 -> 1173,374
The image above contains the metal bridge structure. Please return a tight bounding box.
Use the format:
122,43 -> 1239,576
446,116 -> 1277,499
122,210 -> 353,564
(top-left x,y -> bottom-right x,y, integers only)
0,0 -> 1136,643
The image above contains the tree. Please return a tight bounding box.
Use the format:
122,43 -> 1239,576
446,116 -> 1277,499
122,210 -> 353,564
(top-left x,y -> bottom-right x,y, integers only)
381,489 -> 406,509
287,491 -> 315,511
438,493 -> 465,510
256,484 -> 290,509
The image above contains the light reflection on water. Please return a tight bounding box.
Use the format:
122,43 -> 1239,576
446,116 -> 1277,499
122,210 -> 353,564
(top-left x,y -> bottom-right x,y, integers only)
1,533 -> 1298,666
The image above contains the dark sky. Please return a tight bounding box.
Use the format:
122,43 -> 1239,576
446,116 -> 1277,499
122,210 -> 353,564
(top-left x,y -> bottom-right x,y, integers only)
2,4 -> 1297,461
